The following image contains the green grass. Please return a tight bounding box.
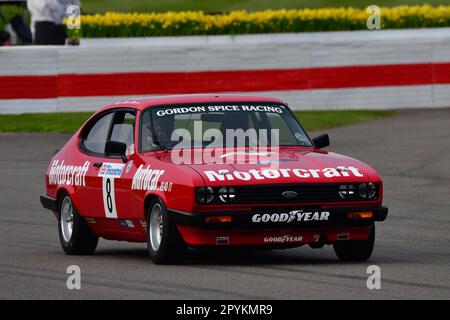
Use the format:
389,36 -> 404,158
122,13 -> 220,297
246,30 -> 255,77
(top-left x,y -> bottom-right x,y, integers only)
81,0 -> 450,13
0,110 -> 395,134
295,110 -> 395,131
0,112 -> 93,133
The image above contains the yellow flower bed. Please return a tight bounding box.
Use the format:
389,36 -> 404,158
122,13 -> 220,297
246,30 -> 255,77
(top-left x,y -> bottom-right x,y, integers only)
76,5 -> 450,38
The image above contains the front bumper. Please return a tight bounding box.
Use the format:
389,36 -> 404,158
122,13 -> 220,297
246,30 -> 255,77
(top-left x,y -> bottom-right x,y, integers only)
170,206 -> 388,246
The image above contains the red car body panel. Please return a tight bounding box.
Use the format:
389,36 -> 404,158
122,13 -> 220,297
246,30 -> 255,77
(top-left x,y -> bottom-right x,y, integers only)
41,95 -> 387,247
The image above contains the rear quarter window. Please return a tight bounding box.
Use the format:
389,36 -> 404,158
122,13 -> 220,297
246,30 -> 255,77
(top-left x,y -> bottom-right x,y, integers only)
83,113 -> 113,154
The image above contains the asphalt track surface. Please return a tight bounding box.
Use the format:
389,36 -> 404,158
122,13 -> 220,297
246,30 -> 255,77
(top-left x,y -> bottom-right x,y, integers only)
0,109 -> 449,300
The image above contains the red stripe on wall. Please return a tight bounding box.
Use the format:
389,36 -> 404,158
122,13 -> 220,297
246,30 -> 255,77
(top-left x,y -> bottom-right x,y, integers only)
1,63 -> 450,100
434,63 -> 450,84
0,75 -> 58,99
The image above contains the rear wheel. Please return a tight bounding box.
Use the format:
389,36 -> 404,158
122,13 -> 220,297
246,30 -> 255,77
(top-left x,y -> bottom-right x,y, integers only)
333,225 -> 375,262
58,193 -> 98,255
147,199 -> 186,264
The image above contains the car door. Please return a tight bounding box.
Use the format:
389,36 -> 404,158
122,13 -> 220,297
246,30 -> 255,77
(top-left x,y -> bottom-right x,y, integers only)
80,109 -> 136,220
102,110 -> 138,221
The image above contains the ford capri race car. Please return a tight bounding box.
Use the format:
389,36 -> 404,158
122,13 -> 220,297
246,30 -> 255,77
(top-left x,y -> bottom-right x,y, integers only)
40,95 -> 388,264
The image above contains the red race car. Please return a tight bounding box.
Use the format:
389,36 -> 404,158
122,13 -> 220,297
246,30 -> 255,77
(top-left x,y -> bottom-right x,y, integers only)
40,95 -> 388,264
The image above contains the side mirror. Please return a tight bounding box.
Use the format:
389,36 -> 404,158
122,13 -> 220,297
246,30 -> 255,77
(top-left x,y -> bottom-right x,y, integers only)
105,141 -> 127,162
312,134 -> 330,149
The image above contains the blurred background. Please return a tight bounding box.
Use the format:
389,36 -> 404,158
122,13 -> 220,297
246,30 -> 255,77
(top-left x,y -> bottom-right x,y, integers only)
1,1 -> 449,45
0,1 -> 449,125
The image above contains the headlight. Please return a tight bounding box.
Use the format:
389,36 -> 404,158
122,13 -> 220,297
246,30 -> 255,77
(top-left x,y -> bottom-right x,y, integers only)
196,187 -> 214,204
358,183 -> 377,200
218,186 -> 236,203
338,184 -> 356,199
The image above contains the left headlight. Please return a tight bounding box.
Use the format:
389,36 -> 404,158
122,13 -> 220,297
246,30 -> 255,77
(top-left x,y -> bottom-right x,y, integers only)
339,184 -> 356,199
358,183 -> 377,200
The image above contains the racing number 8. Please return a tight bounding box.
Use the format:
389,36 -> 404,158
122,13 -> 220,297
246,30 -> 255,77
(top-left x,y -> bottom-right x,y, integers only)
102,177 -> 118,218
106,178 -> 113,213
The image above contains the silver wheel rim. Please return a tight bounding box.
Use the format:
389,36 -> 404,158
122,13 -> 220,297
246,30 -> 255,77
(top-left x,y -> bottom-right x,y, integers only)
149,203 -> 163,251
60,196 -> 74,243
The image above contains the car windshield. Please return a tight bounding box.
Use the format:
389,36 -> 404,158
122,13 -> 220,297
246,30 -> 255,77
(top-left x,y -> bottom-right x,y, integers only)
140,103 -> 312,151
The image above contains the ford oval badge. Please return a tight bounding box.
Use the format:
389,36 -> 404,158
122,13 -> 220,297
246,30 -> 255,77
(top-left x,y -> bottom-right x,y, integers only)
282,191 -> 298,198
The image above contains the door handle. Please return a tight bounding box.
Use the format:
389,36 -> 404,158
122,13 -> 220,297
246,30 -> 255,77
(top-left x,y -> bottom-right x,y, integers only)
93,162 -> 103,168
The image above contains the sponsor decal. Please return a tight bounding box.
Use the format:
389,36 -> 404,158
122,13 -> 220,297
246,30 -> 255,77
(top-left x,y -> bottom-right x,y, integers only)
156,105 -> 284,117
114,100 -> 140,105
264,235 -> 303,243
219,151 -> 277,159
204,166 -> 363,182
126,144 -> 135,156
337,232 -> 350,240
49,160 -> 89,187
252,210 -> 330,223
85,218 -> 96,224
158,181 -> 173,192
139,220 -> 148,231
216,236 -> 229,245
98,163 -> 125,178
125,160 -> 133,174
118,220 -> 135,228
131,165 -> 165,191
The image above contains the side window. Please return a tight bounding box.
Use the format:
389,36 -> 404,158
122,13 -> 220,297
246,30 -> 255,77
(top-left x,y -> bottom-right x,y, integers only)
83,113 -> 114,154
110,111 -> 136,154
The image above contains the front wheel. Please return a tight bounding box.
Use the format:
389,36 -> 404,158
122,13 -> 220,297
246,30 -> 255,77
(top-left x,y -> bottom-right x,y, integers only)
58,193 -> 98,255
147,199 -> 186,264
333,225 -> 375,262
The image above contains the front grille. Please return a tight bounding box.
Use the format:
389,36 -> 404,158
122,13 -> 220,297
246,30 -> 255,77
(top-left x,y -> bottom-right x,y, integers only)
234,184 -> 363,204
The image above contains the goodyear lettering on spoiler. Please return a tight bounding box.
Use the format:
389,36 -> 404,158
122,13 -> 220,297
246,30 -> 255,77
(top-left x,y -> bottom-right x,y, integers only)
204,166 -> 363,182
264,235 -> 303,243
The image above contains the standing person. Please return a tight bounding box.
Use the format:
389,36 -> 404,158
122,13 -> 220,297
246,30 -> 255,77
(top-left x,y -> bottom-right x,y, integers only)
27,0 -> 80,45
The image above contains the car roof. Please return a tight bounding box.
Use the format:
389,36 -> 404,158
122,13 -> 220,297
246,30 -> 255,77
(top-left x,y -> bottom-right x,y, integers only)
100,94 -> 286,112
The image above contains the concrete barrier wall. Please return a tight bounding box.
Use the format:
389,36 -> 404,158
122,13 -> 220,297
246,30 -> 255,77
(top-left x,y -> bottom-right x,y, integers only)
1,28 -> 449,114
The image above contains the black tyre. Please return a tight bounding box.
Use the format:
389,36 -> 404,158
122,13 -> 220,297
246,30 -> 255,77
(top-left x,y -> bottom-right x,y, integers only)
58,192 -> 98,255
333,225 -> 375,262
147,198 -> 186,264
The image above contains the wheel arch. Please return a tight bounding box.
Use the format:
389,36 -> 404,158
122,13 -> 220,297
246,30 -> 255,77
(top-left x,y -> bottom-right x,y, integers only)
143,193 -> 167,219
55,187 -> 80,215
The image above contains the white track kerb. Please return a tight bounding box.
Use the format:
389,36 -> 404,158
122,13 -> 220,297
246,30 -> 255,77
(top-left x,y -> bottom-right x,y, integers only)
0,28 -> 450,114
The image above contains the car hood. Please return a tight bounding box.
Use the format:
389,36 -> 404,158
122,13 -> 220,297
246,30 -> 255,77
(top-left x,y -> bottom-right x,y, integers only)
156,148 -> 381,186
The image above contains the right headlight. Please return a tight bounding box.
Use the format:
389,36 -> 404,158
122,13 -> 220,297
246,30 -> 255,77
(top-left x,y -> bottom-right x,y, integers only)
218,186 -> 236,203
196,187 -> 215,204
